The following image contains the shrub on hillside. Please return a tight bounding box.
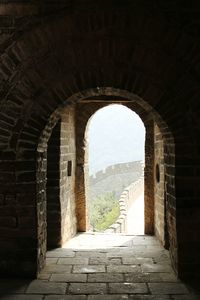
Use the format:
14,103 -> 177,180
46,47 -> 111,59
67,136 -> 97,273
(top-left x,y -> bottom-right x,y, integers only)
89,192 -> 120,231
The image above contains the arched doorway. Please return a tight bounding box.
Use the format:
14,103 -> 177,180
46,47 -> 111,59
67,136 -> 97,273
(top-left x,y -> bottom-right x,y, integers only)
85,104 -> 145,234
36,87 -> 175,275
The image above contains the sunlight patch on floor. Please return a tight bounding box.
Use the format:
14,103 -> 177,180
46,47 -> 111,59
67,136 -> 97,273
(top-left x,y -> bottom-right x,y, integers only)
62,232 -> 137,249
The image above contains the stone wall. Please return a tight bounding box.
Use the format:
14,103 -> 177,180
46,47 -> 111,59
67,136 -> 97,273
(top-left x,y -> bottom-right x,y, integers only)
154,124 -> 165,245
89,161 -> 143,199
0,1 -> 200,279
36,105 -> 77,275
47,121 -> 61,249
60,108 -> 77,244
90,161 -> 143,185
105,177 -> 144,233
46,108 -> 77,248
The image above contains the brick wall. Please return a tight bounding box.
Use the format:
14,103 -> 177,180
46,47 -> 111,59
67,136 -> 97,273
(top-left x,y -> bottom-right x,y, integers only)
47,121 -> 61,248
60,107 -> 77,244
154,124 -> 165,245
46,107 -> 77,248
0,1 -> 200,279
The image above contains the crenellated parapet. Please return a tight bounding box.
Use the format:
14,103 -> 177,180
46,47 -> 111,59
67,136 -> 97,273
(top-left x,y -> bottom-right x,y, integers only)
104,177 -> 143,234
90,161 -> 143,186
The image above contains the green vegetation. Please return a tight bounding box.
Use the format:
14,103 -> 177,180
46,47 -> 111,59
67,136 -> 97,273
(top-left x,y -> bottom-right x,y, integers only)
89,192 -> 120,231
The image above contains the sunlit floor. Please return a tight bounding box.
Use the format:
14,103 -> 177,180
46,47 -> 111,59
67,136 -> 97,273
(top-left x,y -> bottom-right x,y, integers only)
127,193 -> 144,235
0,233 -> 199,299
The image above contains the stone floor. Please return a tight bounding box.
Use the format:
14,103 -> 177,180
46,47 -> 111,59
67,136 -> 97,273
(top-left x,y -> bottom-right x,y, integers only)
0,233 -> 199,300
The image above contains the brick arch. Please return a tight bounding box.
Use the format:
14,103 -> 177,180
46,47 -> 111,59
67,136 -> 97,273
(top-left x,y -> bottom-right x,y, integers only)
72,87 -> 174,254
34,87 -> 175,276
0,5 -> 199,152
0,3 -> 199,279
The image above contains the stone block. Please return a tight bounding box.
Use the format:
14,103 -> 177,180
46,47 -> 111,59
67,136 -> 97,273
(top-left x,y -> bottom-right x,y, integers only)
73,265 -> 105,273
50,273 -> 87,282
44,296 -> 87,300
88,296 -> 128,300
46,250 -> 75,258
129,296 -> 170,300
88,273 -> 124,283
42,264 -> 72,273
26,280 -> 67,294
108,283 -> 148,294
122,258 -> 153,265
148,283 -> 189,294
0,296 -> 43,300
171,296 -> 200,300
68,283 -> 107,294
89,257 -> 121,265
76,251 -> 107,258
107,265 -> 141,273
141,263 -> 173,273
58,257 -> 88,265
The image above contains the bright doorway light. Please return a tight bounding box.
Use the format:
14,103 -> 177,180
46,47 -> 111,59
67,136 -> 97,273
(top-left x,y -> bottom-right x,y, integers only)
86,104 -> 145,234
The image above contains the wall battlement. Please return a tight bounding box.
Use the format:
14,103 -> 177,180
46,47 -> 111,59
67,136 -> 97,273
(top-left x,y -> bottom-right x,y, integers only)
90,160 -> 143,185
105,177 -> 144,234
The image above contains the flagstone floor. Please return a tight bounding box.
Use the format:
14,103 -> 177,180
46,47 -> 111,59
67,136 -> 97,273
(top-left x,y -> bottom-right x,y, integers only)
0,233 -> 199,300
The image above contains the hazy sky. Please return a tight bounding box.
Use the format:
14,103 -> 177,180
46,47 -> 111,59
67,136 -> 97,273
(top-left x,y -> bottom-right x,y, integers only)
87,104 -> 145,175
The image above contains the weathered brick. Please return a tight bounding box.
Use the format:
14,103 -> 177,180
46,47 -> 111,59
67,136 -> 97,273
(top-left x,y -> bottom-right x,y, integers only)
108,283 -> 148,294
26,280 -> 67,295
68,283 -> 107,294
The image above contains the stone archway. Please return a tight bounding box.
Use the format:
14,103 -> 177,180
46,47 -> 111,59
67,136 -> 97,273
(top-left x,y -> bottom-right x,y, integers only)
36,87 -> 175,276
73,87 -> 174,247
0,1 -> 199,279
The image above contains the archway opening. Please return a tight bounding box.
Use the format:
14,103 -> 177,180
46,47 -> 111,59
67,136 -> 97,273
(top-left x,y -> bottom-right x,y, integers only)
37,87 -> 175,276
85,104 -> 145,234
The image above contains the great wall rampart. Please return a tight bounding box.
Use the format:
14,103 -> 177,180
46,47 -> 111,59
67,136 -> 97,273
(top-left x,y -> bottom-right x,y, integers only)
89,160 -> 143,186
105,177 -> 144,234
88,161 -> 144,233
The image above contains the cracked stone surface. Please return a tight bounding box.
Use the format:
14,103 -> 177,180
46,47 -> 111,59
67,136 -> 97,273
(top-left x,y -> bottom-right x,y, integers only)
0,233 -> 199,299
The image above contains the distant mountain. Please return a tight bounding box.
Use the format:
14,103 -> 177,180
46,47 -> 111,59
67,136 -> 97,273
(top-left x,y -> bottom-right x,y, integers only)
87,104 -> 145,175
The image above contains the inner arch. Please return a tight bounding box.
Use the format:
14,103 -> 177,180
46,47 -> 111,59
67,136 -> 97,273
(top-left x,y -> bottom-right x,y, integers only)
86,104 -> 145,234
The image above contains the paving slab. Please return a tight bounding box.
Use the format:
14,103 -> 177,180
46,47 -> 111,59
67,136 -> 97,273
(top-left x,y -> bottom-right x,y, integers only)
73,265 -> 105,273
148,283 -> 189,294
26,280 -> 67,294
0,296 -> 43,300
50,273 -> 87,282
109,282 -> 148,294
88,295 -> 128,300
142,263 -> 173,273
148,272 -> 178,282
42,264 -> 72,273
68,283 -> 107,294
122,257 -> 153,265
46,250 -> 75,258
124,273 -> 150,283
88,273 -> 124,282
132,237 -> 160,246
75,251 -> 107,258
46,258 -> 59,264
171,296 -> 200,300
58,257 -> 88,265
6,233 -> 196,299
129,296 -> 170,300
125,272 -> 178,283
89,257 -> 121,265
44,296 -> 87,300
107,265 -> 141,273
